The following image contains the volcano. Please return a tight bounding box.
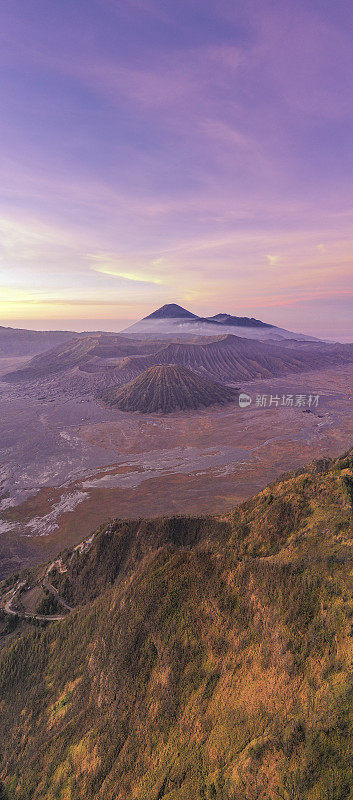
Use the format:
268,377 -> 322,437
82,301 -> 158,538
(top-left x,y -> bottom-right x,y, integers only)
101,364 -> 238,414
143,303 -> 197,320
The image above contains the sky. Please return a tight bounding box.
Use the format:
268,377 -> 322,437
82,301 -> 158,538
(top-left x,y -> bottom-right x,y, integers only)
0,0 -> 352,339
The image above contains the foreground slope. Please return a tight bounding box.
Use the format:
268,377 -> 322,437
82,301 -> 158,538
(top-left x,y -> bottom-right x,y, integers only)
101,364 -> 238,413
2,452 -> 353,797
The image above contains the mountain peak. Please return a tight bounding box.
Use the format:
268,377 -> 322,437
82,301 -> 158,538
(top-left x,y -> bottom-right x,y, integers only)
144,303 -> 197,320
210,313 -> 274,329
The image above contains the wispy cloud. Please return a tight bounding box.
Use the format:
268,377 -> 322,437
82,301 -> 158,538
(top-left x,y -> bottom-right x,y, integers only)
0,0 -> 352,335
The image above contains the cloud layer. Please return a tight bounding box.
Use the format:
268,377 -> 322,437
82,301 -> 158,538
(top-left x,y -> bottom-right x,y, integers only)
0,0 -> 352,338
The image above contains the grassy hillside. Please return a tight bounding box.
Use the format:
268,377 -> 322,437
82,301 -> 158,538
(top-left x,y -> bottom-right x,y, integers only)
1,452 -> 353,797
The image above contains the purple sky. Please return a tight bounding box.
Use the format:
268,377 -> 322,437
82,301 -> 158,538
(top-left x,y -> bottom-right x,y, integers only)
0,0 -> 352,339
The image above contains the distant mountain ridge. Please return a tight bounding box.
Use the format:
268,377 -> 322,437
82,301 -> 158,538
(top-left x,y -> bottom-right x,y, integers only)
0,325 -> 85,356
125,303 -> 319,342
143,303 -> 273,328
210,312 -> 273,328
2,335 -> 161,382
112,334 -> 353,384
4,328 -> 353,392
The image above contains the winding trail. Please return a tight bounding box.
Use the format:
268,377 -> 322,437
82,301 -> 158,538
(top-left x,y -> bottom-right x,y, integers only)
42,560 -> 74,613
0,534 -> 95,624
1,563 -> 73,623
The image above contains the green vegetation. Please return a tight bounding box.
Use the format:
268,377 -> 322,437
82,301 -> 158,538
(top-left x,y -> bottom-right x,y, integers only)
0,610 -> 19,638
1,452 -> 353,797
35,590 -> 61,617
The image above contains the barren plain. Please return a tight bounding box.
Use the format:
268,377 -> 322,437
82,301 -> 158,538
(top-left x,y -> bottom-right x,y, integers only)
0,354 -> 353,577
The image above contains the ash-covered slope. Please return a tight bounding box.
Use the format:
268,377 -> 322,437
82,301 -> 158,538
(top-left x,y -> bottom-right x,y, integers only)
2,452 -> 353,798
4,327 -> 353,393
2,334 -> 162,383
154,334 -> 314,380
112,334 -> 353,384
102,363 -> 238,413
